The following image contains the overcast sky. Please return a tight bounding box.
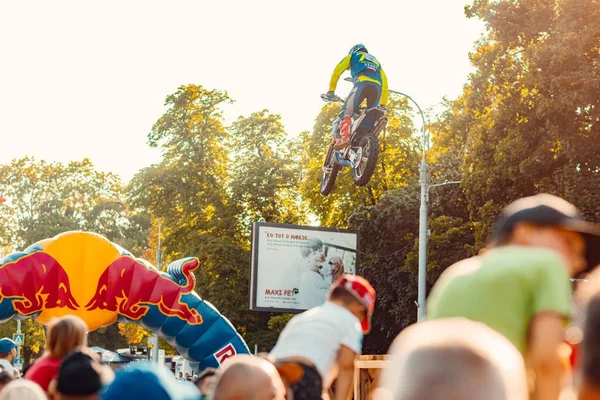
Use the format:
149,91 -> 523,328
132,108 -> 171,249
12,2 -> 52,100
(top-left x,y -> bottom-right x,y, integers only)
0,0 -> 485,182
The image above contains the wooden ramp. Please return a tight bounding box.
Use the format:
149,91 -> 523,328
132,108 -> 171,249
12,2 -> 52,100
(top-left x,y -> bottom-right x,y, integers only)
353,355 -> 389,399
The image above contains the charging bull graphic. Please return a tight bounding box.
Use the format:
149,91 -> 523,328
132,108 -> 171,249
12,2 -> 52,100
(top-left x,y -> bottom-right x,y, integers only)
86,256 -> 203,324
0,231 -> 249,370
0,252 -> 79,315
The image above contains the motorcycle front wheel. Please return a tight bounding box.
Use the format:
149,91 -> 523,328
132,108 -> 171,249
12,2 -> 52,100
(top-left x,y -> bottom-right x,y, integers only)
320,144 -> 341,196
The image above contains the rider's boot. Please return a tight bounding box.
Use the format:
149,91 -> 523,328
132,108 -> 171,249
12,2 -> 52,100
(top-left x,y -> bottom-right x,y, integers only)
334,116 -> 352,150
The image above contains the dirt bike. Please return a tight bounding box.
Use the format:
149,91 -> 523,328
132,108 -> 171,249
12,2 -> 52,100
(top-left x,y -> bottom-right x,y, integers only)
319,95 -> 388,196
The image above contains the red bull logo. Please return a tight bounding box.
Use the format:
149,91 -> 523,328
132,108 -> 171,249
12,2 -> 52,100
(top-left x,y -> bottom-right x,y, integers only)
85,256 -> 203,324
0,232 -> 207,331
0,252 -> 78,315
0,231 -> 251,369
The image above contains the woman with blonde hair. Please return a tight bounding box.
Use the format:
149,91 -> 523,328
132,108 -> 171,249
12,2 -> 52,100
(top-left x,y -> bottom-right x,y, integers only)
25,315 -> 88,392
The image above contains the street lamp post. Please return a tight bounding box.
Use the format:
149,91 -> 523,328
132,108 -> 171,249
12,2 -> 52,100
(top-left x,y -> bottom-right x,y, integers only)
387,92 -> 463,321
387,90 -> 429,322
341,77 -> 458,321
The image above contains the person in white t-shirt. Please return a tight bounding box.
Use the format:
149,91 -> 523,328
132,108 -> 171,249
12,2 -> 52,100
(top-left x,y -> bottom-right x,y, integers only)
270,275 -> 376,400
0,338 -> 19,378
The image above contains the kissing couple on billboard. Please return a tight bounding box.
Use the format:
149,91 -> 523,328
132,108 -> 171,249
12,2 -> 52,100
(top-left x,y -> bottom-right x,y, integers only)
282,237 -> 345,309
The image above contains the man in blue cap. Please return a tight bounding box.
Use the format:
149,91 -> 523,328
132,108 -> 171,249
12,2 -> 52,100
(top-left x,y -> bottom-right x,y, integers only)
0,338 -> 19,378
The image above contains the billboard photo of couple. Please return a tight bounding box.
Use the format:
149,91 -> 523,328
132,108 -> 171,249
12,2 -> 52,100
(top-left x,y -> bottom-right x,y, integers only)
250,222 -> 358,312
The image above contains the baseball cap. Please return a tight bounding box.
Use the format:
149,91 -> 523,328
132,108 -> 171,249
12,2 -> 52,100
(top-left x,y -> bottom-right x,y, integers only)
56,350 -> 107,396
0,339 -> 18,355
101,362 -> 199,400
493,194 -> 600,272
333,275 -> 376,333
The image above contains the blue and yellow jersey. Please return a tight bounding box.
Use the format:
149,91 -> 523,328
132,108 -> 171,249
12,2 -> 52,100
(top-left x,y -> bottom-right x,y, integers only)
328,52 -> 389,105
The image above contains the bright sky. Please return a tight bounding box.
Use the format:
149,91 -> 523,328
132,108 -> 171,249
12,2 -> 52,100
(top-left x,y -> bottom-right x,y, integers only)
0,0 -> 485,183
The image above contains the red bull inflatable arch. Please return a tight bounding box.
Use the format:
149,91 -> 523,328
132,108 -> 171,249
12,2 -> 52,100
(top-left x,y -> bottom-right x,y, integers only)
0,231 -> 249,370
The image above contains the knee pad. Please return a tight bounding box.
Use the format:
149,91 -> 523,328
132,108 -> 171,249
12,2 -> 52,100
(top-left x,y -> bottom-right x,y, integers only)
340,116 -> 352,137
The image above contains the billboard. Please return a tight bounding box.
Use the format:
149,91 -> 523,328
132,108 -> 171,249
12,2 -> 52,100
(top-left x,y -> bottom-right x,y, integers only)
250,222 -> 358,313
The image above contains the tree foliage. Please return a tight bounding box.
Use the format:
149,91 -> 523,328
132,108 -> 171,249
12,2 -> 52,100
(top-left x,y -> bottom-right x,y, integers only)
88,324 -> 130,352
229,110 -> 306,233
461,0 -> 600,244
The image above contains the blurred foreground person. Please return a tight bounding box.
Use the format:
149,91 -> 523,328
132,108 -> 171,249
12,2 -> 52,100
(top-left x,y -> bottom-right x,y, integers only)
428,194 -> 600,400
0,380 -> 46,400
211,354 -> 297,400
51,349 -> 114,400
0,368 -> 14,391
255,353 -> 305,400
101,362 -> 198,400
193,368 -> 217,399
573,271 -> 600,400
25,315 -> 88,393
376,318 -> 528,400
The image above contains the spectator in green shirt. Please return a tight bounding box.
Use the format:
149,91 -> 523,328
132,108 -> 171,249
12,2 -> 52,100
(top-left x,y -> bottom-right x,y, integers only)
428,194 -> 600,400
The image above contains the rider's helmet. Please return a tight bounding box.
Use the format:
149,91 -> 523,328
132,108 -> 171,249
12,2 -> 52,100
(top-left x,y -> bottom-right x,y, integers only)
349,44 -> 368,55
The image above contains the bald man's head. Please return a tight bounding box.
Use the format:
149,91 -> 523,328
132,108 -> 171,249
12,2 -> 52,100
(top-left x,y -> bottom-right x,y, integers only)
377,318 -> 528,400
212,355 -> 286,400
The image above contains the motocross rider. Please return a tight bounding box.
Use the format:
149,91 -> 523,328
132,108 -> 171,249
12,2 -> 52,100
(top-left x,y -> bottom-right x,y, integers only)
324,44 -> 389,150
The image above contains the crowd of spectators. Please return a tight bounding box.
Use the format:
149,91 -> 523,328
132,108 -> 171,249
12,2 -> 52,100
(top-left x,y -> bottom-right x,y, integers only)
1,193 -> 599,400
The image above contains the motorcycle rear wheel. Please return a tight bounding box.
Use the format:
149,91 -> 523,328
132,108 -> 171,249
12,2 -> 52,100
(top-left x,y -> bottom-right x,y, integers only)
352,134 -> 379,186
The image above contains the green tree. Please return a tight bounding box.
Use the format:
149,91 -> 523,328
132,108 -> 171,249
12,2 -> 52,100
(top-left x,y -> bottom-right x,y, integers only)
0,158 -> 122,248
353,0 -> 600,352
458,0 -> 600,244
127,85 -> 275,349
228,109 -> 313,348
87,325 -> 129,352
84,201 -> 151,256
229,110 -> 307,233
128,85 -> 234,258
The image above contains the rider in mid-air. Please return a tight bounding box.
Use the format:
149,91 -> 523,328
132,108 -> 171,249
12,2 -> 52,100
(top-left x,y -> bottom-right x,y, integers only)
324,44 -> 389,150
